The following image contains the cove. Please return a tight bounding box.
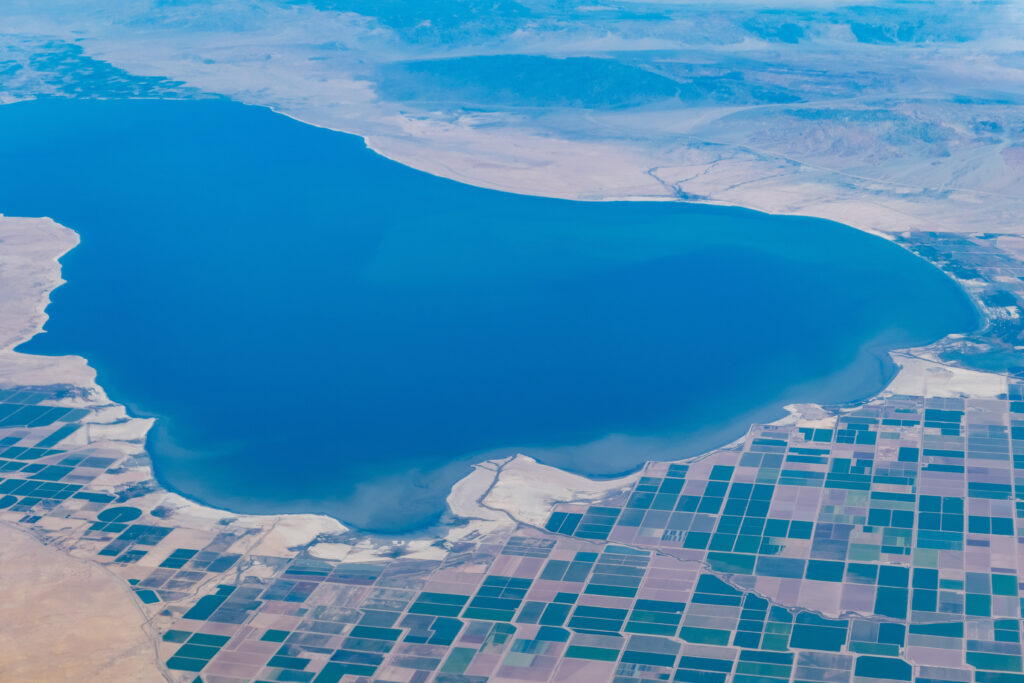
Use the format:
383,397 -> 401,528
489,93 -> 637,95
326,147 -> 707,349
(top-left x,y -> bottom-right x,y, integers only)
0,98 -> 976,531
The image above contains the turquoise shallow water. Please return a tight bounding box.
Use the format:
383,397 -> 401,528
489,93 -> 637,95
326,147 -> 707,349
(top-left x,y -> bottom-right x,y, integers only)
0,98 -> 976,531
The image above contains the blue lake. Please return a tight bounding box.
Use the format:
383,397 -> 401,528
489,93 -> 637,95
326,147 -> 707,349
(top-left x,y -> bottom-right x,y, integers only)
0,98 -> 976,531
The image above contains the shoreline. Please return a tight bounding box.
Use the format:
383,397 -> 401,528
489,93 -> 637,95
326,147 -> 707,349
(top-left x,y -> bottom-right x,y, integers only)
0,204 -> 979,535
0,179 -> 1010,683
0,187 -> 985,538
0,18 -> 1016,674
0,97 -> 988,536
268,97 -> 904,246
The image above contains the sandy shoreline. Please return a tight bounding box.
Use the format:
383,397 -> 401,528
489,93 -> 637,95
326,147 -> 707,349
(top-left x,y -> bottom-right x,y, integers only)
267,99 -> 904,244
0,213 -> 640,541
0,199 -> 971,539
0,180 -> 1010,680
0,94 -> 1010,683
0,11 -> 1019,677
0,189 -> 994,540
0,96 -> 996,534
1,94 -> 984,537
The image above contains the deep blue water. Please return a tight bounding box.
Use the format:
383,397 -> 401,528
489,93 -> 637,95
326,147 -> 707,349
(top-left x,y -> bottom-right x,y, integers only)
0,98 -> 976,530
